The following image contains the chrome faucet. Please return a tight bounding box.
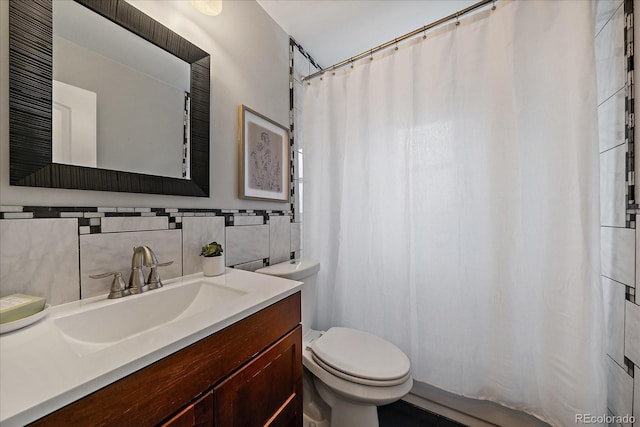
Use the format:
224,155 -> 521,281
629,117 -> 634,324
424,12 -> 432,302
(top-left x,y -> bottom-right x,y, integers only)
90,246 -> 173,298
129,246 -> 151,294
129,245 -> 174,294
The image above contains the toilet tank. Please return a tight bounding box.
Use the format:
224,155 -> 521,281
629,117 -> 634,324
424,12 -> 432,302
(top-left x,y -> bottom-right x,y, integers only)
256,259 -> 320,336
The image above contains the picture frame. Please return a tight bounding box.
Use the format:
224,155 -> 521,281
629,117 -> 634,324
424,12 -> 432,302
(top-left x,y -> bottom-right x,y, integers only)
238,105 -> 290,202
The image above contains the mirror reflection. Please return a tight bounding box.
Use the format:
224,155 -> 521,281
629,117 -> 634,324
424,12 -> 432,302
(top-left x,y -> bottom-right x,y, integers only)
52,0 -> 191,179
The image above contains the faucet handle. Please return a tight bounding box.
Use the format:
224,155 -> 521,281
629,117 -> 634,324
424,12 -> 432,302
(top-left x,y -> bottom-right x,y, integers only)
89,272 -> 131,299
147,260 -> 174,290
153,261 -> 174,268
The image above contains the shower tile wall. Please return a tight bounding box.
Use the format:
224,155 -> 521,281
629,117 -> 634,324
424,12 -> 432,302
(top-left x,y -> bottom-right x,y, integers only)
597,0 -> 638,424
289,39 -> 321,259
0,207 -> 296,303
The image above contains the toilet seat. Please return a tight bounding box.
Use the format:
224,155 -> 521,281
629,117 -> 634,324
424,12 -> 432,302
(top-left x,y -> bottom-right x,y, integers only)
310,327 -> 410,386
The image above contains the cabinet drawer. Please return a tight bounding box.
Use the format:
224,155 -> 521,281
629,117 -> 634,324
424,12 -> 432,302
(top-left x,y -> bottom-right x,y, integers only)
214,326 -> 302,427
161,391 -> 213,427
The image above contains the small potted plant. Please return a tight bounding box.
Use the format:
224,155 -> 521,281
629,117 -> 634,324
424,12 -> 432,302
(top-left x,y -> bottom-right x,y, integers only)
200,241 -> 225,276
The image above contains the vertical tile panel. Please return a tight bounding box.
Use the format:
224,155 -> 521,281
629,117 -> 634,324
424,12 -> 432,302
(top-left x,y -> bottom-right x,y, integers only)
624,301 -> 640,365
607,357 -> 634,425
80,230 -> 182,299
635,229 -> 640,290
225,225 -> 269,266
600,145 -> 627,227
269,215 -> 291,265
291,222 -> 302,252
0,219 -> 79,305
598,90 -> 625,153
634,373 -> 639,426
596,6 -> 625,104
601,226 -> 636,286
182,217 -> 225,276
604,277 -> 627,366
596,0 -> 623,35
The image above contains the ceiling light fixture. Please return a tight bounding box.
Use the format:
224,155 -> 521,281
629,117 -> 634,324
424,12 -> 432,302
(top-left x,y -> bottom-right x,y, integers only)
190,0 -> 222,16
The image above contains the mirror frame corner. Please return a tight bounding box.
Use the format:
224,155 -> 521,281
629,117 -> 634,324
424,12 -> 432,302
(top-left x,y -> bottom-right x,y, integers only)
8,0 -> 210,197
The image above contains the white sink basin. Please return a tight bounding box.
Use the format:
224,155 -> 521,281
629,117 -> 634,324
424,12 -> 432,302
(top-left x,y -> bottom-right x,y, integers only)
54,280 -> 246,354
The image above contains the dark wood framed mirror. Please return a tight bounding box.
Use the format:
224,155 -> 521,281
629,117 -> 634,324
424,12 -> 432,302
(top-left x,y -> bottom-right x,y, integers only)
9,0 -> 210,196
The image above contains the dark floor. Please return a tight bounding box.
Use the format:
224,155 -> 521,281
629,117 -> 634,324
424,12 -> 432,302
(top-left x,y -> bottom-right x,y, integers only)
378,400 -> 468,427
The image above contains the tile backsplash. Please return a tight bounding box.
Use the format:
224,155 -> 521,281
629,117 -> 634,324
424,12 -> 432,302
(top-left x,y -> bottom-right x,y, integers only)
0,206 -> 300,305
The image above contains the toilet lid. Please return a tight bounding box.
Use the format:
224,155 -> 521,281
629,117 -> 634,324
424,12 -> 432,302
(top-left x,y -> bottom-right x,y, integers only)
310,327 -> 410,382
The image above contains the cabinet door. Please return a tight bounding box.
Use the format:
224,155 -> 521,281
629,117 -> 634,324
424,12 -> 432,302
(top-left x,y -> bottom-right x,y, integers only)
162,391 -> 214,427
213,326 -> 302,427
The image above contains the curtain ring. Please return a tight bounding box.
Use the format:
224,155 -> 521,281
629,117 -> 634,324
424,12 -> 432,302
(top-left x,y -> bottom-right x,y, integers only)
332,66 -> 336,76
455,13 -> 460,26
492,0 -> 496,10
423,26 -> 427,39
370,50 -> 374,61
395,39 -> 399,51
350,60 -> 354,69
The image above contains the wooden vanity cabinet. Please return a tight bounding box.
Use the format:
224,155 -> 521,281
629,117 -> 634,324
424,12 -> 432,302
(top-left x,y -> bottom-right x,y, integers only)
162,391 -> 214,427
30,292 -> 302,427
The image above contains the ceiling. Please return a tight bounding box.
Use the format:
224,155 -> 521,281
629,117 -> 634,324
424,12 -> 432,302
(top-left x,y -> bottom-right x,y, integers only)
256,0 -> 478,69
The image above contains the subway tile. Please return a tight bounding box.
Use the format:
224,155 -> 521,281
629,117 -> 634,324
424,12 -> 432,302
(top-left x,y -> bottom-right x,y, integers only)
270,215 -> 291,265
225,225 -> 269,266
60,212 -> 84,218
595,6 -> 625,105
291,222 -> 302,252
233,215 -> 264,226
600,145 -> 627,227
83,212 -> 104,218
97,207 -> 117,212
0,219 -> 79,305
606,357 -> 634,425
0,206 -> 23,212
101,216 -> 168,233
80,230 -> 182,299
2,212 -> 33,219
624,301 -> 640,366
598,89 -> 625,153
182,217 -> 225,276
233,260 -> 265,272
601,226 -> 636,287
603,277 -> 626,366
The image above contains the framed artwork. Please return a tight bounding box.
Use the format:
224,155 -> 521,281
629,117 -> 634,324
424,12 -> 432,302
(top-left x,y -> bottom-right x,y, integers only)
238,105 -> 290,202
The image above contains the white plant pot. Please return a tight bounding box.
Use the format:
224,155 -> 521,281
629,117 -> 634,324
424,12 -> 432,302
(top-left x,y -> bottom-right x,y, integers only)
202,255 -> 225,276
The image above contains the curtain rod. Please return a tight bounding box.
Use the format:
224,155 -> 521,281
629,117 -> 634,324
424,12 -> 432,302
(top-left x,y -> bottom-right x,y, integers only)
302,0 -> 497,82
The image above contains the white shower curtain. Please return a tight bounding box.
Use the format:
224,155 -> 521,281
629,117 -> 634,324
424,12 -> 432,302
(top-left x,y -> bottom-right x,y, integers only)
302,1 -> 605,425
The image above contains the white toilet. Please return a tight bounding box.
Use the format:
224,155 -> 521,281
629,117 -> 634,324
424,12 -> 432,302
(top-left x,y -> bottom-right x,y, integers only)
256,259 -> 413,427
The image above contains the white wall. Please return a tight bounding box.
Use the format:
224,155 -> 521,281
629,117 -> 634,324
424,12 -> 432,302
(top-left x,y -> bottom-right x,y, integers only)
0,0 -> 290,209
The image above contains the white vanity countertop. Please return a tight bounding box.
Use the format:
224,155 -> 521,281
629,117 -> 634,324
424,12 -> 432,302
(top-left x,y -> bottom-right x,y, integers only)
0,269 -> 302,426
